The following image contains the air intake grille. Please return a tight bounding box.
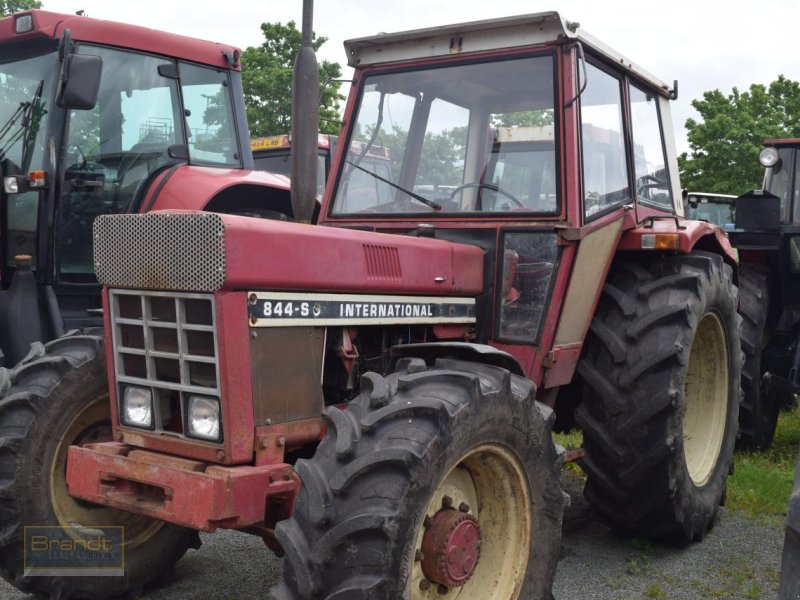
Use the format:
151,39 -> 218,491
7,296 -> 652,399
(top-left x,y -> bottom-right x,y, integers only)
93,212 -> 226,292
363,244 -> 402,279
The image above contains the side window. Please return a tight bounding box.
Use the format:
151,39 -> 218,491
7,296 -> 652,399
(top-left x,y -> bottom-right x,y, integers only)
770,147 -> 793,222
580,63 -> 629,219
630,84 -> 672,207
179,62 -> 239,166
497,232 -> 559,343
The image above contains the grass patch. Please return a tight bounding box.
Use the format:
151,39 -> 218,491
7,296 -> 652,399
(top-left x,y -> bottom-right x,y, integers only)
555,405 -> 800,521
554,429 -> 585,476
727,403 -> 800,521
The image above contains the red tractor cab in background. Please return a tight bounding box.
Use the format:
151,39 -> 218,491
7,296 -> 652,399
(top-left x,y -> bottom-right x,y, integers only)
0,10 -> 291,368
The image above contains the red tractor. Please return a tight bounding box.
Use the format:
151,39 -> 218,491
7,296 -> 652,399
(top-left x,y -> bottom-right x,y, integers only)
0,10 -> 741,599
0,10 -> 292,368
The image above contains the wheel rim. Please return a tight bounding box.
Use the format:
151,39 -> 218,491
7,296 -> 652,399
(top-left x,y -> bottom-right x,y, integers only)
411,444 -> 531,599
683,312 -> 729,486
50,395 -> 164,548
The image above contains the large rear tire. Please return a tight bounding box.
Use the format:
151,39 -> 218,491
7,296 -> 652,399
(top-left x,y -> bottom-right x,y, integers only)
0,334 -> 200,598
577,252 -> 741,543
269,357 -> 565,600
737,265 -> 780,450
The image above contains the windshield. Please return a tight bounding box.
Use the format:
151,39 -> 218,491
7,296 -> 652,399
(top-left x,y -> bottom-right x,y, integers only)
331,55 -> 557,216
253,151 -> 327,196
0,51 -> 54,171
685,196 -> 735,229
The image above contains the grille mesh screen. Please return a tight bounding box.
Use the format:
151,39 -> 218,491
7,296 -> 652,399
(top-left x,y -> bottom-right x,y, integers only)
94,212 -> 226,292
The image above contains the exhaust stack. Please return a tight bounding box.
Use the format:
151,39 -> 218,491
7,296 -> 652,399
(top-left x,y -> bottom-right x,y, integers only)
290,0 -> 319,224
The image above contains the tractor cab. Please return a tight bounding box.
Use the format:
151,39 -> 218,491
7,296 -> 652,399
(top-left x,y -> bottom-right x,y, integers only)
0,10 -> 286,366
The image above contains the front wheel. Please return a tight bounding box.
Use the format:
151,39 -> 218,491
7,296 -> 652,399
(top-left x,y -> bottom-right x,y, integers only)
270,357 -> 565,599
577,252 -> 741,543
0,334 -> 200,598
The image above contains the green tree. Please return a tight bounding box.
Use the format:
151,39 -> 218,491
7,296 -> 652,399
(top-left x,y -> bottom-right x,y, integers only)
241,21 -> 342,137
678,76 -> 800,194
1,0 -> 41,16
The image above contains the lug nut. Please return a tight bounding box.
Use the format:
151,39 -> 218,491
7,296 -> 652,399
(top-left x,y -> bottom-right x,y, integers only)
458,502 -> 470,513
441,495 -> 453,508
419,579 -> 431,591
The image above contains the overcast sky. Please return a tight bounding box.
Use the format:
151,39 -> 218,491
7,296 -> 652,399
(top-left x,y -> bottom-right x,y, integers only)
43,0 -> 800,153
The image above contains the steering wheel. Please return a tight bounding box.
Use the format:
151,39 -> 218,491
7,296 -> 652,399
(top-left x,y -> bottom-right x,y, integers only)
449,182 -> 524,209
116,143 -> 166,182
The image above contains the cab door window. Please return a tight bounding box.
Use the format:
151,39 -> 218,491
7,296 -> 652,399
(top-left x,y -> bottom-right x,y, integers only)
179,62 -> 240,166
580,63 -> 629,219
629,84 -> 672,207
59,46 -> 182,278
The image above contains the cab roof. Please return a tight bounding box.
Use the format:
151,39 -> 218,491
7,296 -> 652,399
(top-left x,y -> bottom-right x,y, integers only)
764,138 -> 800,147
345,11 -> 674,98
0,10 -> 240,70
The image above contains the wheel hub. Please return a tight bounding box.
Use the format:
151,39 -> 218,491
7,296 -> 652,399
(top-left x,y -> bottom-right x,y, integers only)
421,509 -> 482,587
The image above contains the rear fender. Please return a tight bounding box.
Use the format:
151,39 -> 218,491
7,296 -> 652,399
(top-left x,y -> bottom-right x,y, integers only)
618,219 -> 738,279
143,165 -> 291,215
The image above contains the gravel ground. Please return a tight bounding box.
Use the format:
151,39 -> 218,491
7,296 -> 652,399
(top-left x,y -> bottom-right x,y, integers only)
0,476 -> 785,599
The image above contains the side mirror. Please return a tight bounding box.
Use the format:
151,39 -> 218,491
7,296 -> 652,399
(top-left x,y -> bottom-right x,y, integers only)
57,53 -> 102,110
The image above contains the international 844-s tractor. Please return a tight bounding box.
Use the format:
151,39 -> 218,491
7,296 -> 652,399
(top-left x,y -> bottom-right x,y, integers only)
1,11 -> 741,600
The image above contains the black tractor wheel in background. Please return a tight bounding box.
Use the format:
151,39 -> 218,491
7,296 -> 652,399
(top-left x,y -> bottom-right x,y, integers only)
577,251 -> 741,543
737,265 -> 780,450
270,357 -> 565,600
0,334 -> 200,599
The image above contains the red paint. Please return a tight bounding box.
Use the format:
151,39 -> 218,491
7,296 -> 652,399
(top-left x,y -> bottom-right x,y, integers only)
66,443 -> 298,532
542,343 -> 583,389
1,10 -> 241,70
421,509 -> 482,587
145,166 -> 289,212
618,218 -> 738,265
179,212 -> 485,296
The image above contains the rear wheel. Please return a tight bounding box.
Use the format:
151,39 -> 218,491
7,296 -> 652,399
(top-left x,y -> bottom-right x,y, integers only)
0,334 -> 200,598
737,265 -> 780,450
577,252 -> 741,542
270,357 -> 565,599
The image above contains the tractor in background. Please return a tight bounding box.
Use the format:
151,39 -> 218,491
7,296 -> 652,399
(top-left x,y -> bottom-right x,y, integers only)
1,7 -> 742,599
731,138 -> 800,449
0,9 -> 291,368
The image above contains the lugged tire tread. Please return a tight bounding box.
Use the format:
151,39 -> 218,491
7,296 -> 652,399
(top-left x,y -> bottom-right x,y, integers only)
737,265 -> 779,450
270,357 -> 564,599
577,252 -> 741,542
0,335 -> 199,598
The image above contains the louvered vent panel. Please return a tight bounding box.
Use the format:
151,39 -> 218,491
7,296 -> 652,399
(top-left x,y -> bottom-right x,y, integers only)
363,244 -> 402,279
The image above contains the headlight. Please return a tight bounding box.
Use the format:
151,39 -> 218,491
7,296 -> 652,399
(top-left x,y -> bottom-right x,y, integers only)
187,396 -> 221,441
759,147 -> 781,168
121,386 -> 153,428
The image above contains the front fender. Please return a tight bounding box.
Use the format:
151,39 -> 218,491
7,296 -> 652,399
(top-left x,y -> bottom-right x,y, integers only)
388,342 -> 525,376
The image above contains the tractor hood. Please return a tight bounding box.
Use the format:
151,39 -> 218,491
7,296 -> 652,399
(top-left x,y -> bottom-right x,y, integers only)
93,211 -> 485,296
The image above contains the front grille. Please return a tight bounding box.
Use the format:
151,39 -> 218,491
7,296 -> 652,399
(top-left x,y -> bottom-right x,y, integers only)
110,289 -> 220,440
94,212 -> 226,292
